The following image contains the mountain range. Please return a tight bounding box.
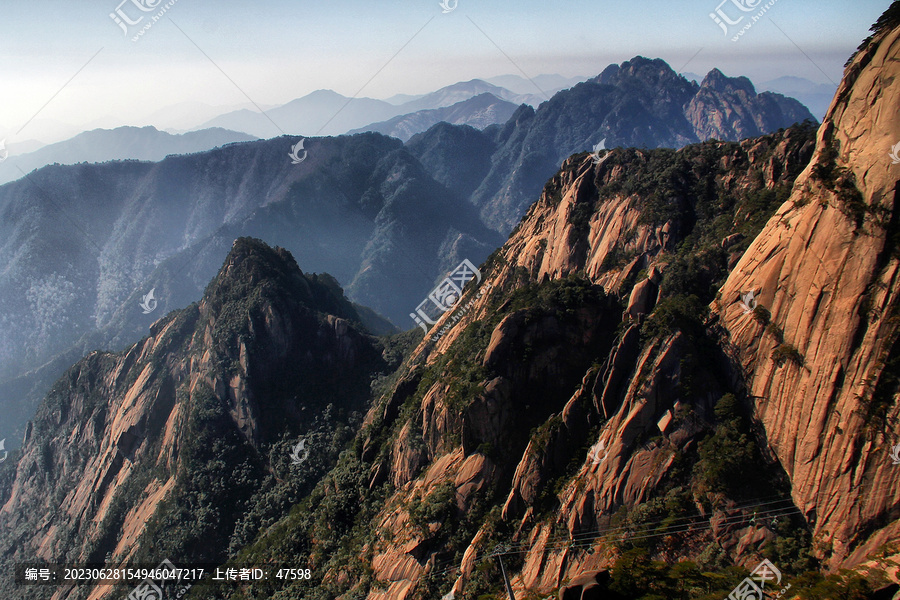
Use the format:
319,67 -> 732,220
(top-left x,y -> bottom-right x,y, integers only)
757,76 -> 838,121
0,57 -> 815,455
0,126 -> 257,186
412,58 -> 816,232
346,93 -> 519,142
0,133 -> 501,446
1,5 -> 900,599
484,73 -> 588,95
0,70 -> 817,195
195,79 -> 549,140
0,80 -> 546,187
661,72 -> 835,121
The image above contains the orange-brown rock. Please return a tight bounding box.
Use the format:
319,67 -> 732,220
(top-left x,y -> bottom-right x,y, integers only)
715,22 -> 900,570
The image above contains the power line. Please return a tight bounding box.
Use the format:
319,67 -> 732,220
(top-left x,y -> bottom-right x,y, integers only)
426,497 -> 802,579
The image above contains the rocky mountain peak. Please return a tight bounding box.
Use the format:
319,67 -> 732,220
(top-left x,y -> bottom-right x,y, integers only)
448,56 -> 815,232
700,67 -> 756,95
590,55 -> 697,101
203,236 -> 358,324
0,238 -> 387,591
278,10 -> 900,599
1,11 -> 891,600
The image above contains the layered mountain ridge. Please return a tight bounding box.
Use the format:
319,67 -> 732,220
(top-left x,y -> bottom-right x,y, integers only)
411,56 -> 815,233
195,79 -> 546,140
245,14 -> 894,600
0,126 -> 258,186
0,133 -> 501,445
347,93 -> 519,142
0,56 -> 814,449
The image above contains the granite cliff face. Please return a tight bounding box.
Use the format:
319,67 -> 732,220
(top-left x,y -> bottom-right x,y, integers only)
331,124 -> 823,600
686,68 -> 813,142
715,17 -> 900,570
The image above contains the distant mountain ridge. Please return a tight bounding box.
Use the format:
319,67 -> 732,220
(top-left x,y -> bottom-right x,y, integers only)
0,133 -> 501,438
196,79 -> 546,139
346,93 -> 519,142
0,125 -> 257,185
758,75 -> 838,120
409,56 -> 817,231
484,73 -> 588,95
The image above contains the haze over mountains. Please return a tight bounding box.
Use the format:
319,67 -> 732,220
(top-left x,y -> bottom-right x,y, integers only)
484,73 -> 588,95
346,93 -> 519,142
0,57 -> 815,450
194,78 -> 552,139
757,76 -> 838,120
0,126 -> 257,186
0,69 -> 824,191
0,78 -> 563,183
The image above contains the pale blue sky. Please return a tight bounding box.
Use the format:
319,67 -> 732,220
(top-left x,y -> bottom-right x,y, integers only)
0,0 -> 888,142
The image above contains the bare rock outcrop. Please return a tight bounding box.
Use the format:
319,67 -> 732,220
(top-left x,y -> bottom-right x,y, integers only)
714,23 -> 900,568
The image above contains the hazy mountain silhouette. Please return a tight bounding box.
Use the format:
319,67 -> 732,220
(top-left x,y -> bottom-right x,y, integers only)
195,80 -> 541,139
759,75 -> 838,120
0,126 -> 257,185
347,93 -> 519,142
484,73 -> 588,96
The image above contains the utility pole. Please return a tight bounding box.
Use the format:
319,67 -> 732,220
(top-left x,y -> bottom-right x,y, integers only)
493,545 -> 516,600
